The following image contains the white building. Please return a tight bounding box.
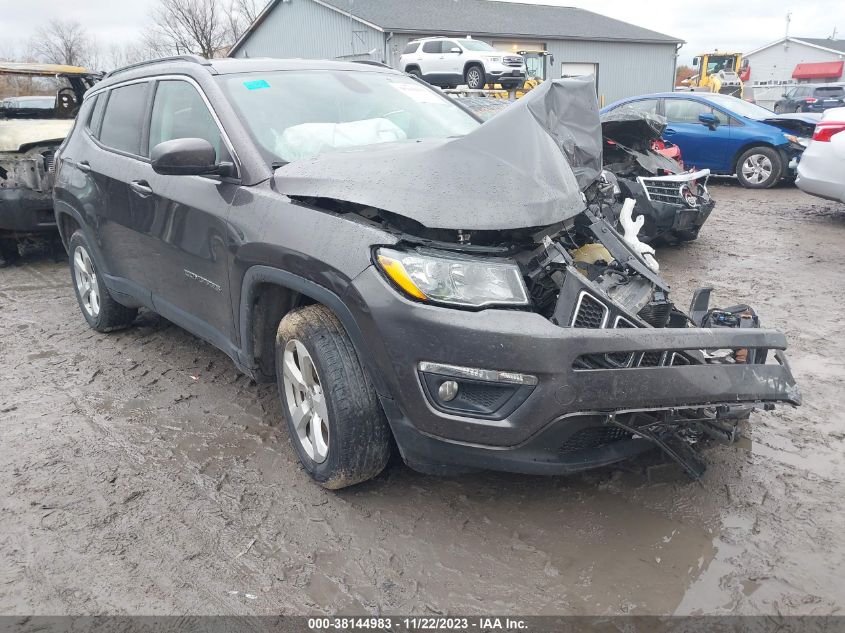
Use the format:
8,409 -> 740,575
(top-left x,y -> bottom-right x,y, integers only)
744,37 -> 845,87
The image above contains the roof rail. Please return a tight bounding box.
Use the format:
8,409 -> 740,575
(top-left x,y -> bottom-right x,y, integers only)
104,55 -> 212,79
350,60 -> 391,68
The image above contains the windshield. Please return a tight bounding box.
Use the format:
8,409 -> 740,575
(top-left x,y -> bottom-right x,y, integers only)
217,70 -> 479,163
705,55 -> 737,74
706,94 -> 776,119
458,40 -> 496,52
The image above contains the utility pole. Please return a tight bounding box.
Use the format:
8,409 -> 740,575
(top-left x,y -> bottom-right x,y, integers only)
785,11 -> 792,39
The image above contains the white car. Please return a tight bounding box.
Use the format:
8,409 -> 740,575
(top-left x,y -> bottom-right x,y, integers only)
796,106 -> 845,203
399,37 -> 525,90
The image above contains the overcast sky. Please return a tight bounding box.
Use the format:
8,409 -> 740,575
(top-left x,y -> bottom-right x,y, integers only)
0,0 -> 842,65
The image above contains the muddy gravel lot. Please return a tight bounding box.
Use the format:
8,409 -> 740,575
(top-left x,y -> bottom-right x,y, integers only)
1,183 -> 844,616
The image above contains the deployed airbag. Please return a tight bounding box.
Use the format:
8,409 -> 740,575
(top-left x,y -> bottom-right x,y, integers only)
273,118 -> 407,162
275,77 -> 603,231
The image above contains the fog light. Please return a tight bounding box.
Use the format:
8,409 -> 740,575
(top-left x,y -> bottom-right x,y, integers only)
438,380 -> 459,401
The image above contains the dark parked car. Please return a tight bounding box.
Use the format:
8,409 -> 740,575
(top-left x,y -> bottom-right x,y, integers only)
774,83 -> 844,113
53,57 -> 800,488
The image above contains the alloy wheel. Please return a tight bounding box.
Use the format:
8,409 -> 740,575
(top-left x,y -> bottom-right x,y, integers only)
741,154 -> 773,185
73,245 -> 100,317
282,339 -> 330,463
467,68 -> 483,89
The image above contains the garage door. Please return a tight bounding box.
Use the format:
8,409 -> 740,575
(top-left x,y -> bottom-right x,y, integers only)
561,62 -> 597,78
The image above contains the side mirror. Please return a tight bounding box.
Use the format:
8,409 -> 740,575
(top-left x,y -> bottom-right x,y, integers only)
699,113 -> 719,129
151,138 -> 232,177
692,57 -> 700,67
450,47 -> 462,54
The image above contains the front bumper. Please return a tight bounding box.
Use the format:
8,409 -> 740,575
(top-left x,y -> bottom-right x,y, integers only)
348,267 -> 801,473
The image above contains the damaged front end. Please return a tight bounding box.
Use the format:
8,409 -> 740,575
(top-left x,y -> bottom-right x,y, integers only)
276,77 -> 800,479
600,108 -> 715,244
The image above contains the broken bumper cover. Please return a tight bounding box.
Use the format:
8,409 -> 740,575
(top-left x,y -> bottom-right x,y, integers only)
0,188 -> 56,232
349,267 -> 800,474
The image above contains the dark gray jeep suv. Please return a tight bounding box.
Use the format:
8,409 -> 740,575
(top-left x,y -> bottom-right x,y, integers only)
53,56 -> 800,489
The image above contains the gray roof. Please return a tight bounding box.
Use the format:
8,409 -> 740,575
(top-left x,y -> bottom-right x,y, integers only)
793,38 -> 845,54
234,0 -> 682,51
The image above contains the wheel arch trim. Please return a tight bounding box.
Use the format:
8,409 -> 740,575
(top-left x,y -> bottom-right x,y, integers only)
238,265 -> 390,396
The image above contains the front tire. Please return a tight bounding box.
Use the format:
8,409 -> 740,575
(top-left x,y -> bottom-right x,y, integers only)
465,64 -> 486,90
275,304 -> 391,489
735,146 -> 782,189
68,230 -> 137,332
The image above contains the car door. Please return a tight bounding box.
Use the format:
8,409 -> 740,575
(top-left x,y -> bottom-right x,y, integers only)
82,80 -> 154,291
418,40 -> 442,79
662,97 -> 730,170
132,78 -> 240,350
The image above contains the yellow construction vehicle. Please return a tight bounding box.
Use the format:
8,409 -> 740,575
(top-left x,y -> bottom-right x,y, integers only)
488,50 -> 554,99
686,52 -> 749,98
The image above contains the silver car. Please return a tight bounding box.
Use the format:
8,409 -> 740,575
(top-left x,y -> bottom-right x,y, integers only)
796,106 -> 845,203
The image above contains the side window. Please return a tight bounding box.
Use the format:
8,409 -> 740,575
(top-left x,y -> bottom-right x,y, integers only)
99,83 -> 148,155
402,43 -> 418,55
664,99 -> 712,124
86,93 -> 106,136
621,99 -> 659,114
422,41 -> 441,54
148,80 -> 224,160
442,40 -> 459,53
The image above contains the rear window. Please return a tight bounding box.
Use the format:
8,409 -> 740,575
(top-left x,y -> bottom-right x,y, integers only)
403,43 -> 419,55
815,86 -> 844,97
99,83 -> 148,155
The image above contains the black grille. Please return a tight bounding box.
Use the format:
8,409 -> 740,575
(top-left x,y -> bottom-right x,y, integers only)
559,426 -> 632,454
638,351 -> 665,367
606,318 -> 636,366
638,301 -> 672,327
573,294 -> 606,328
459,383 -> 510,409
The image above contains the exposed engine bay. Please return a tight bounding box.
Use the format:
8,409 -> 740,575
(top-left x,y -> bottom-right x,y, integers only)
279,76 -> 801,478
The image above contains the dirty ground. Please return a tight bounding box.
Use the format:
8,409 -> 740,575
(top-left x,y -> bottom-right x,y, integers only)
1,183 -> 843,616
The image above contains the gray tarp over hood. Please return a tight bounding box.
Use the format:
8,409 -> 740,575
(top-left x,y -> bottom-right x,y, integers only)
274,76 -> 603,231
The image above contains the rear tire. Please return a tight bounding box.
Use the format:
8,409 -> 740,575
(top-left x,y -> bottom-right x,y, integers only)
465,64 -> 486,90
68,230 -> 137,332
735,146 -> 782,189
406,68 -> 422,79
275,304 -> 391,489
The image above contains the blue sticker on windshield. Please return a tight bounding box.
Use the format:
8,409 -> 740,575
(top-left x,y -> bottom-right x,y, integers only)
244,79 -> 270,90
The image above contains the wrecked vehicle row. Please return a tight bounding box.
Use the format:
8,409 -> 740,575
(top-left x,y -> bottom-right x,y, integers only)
456,94 -> 715,244
0,63 -> 98,263
53,57 -> 799,488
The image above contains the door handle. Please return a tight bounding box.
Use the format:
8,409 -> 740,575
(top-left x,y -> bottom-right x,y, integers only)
129,180 -> 153,196
664,128 -> 676,136
76,160 -> 91,173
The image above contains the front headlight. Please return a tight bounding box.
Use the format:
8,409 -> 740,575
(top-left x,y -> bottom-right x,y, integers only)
488,57 -> 502,63
375,247 -> 529,308
785,134 -> 809,148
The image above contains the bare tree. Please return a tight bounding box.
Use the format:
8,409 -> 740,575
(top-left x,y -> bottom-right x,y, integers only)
145,0 -> 267,59
145,0 -> 232,59
28,19 -> 97,67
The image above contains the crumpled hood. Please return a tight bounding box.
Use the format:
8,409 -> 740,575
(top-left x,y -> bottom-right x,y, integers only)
0,119 -> 73,152
274,77 -> 603,231
761,113 -> 821,137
